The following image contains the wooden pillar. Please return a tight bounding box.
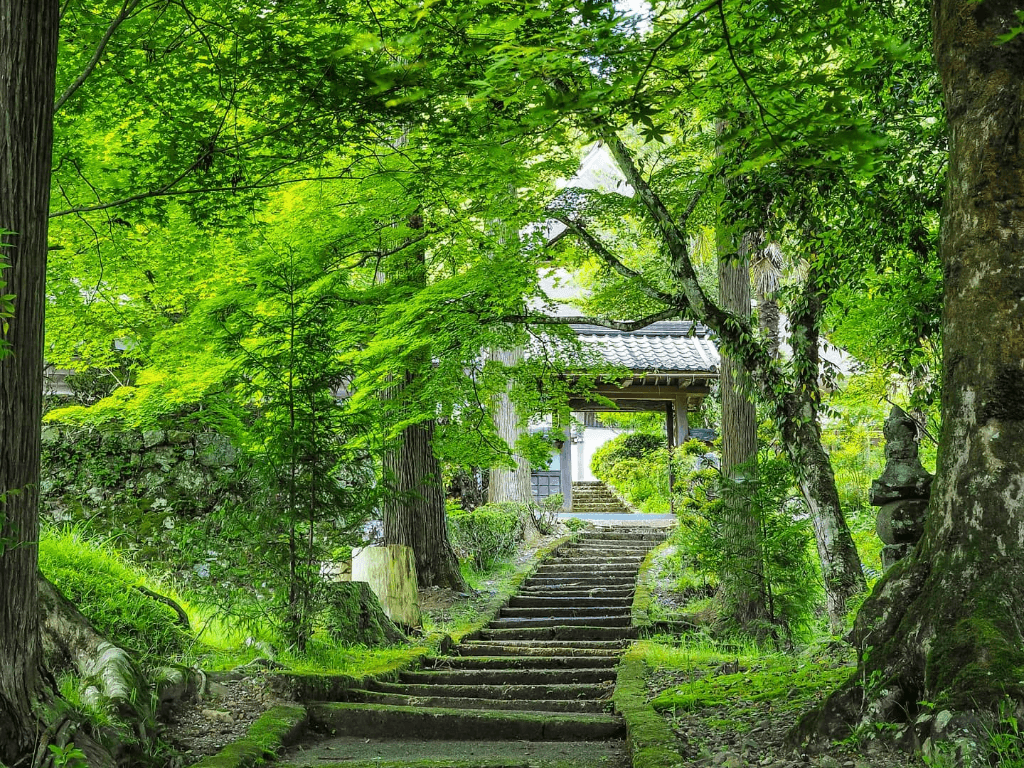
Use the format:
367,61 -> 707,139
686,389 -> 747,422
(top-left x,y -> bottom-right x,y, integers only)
559,422 -> 573,512
675,395 -> 690,444
666,402 -> 676,516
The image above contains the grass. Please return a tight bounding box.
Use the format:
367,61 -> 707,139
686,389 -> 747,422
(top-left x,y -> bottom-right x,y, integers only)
40,527 -> 195,659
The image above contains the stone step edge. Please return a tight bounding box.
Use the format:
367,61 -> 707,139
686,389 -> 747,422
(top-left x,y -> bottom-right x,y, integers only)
307,702 -> 625,742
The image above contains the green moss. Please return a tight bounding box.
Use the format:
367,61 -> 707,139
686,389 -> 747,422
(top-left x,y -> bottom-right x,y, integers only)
650,657 -> 851,717
612,646 -> 684,768
926,613 -> 1024,709
192,705 -> 306,768
631,543 -> 665,630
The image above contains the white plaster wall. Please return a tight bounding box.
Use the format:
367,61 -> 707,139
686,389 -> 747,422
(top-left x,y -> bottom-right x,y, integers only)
573,426 -> 627,481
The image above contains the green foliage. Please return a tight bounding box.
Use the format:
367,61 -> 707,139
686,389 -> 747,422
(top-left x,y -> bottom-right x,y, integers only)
592,435 -> 697,514
47,743 -> 88,768
675,440 -> 821,639
591,431 -> 665,477
39,528 -> 192,658
216,248 -> 376,651
563,516 -> 591,533
447,502 -> 527,571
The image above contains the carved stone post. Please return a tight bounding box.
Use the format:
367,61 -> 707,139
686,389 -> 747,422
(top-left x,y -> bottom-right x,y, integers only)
869,406 -> 933,570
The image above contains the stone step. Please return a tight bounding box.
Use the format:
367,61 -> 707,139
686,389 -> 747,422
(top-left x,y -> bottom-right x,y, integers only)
458,639 -> 628,651
478,626 -> 638,642
507,595 -> 633,609
516,586 -> 635,598
308,702 -> 623,742
345,689 -> 610,715
540,557 -> 643,568
500,606 -> 629,619
427,654 -> 619,670
531,567 -> 639,577
560,546 -> 653,555
522,577 -> 636,588
455,642 -> 624,657
399,667 -> 616,686
370,680 -> 614,700
488,615 -> 631,630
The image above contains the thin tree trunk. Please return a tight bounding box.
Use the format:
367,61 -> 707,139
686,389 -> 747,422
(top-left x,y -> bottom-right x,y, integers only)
781,276 -> 866,632
716,230 -> 769,631
798,0 -> 1024,744
0,1 -> 59,760
602,132 -> 867,632
487,346 -> 533,505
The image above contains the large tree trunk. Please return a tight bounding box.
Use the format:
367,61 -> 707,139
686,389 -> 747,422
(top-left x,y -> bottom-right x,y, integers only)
798,0 -> 1024,745
716,233 -> 770,632
0,1 -> 59,761
383,414 -> 466,590
487,346 -> 533,505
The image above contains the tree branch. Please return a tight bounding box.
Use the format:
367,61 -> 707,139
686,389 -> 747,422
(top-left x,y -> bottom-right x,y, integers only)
55,0 -> 143,113
504,309 -> 679,332
552,214 -> 679,307
630,0 -> 720,105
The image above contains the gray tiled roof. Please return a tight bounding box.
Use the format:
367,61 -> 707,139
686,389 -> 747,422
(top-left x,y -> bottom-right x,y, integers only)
572,321 -> 720,374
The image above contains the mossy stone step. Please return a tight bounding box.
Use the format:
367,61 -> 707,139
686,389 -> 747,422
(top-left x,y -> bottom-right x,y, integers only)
521,578 -> 636,588
369,680 -> 613,701
308,702 -> 624,742
507,596 -> 632,609
478,626 -> 638,642
530,570 -> 639,580
277,736 -> 626,768
499,606 -> 629,619
456,643 -> 624,657
487,616 -> 631,630
346,689 -> 610,714
515,587 -> 635,598
557,551 -> 651,560
427,655 -> 619,670
400,667 -> 616,686
538,562 -> 641,570
458,639 -> 628,651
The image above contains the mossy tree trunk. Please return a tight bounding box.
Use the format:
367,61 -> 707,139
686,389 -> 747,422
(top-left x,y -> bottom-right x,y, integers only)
0,2 -> 59,761
800,0 -> 1024,740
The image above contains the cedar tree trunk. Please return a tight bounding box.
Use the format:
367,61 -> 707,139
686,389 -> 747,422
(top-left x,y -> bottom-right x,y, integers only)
798,0 -> 1024,742
487,346 -> 533,505
716,236 -> 770,631
0,1 -> 59,761
383,410 -> 466,590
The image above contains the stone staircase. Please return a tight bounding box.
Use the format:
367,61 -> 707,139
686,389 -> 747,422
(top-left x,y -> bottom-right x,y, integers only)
279,527 -> 668,767
571,480 -> 630,514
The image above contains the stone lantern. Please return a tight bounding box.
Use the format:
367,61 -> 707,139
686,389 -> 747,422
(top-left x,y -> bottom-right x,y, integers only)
869,406 -> 933,570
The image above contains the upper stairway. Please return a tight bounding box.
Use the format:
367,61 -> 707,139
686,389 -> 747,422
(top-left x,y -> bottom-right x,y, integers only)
571,480 -> 630,515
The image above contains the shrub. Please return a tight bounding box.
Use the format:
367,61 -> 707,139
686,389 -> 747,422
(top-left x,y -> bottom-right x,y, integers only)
591,431 -> 666,479
675,446 -> 821,641
447,502 -> 526,571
